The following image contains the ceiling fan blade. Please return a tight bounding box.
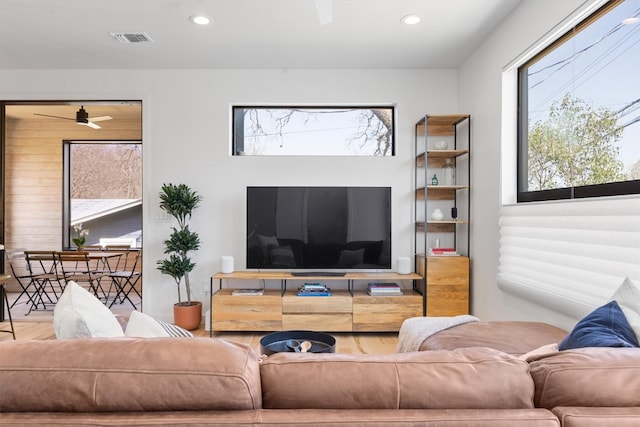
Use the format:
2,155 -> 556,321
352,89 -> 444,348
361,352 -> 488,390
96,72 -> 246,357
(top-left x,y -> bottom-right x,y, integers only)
33,112 -> 74,121
89,115 -> 113,122
78,121 -> 101,129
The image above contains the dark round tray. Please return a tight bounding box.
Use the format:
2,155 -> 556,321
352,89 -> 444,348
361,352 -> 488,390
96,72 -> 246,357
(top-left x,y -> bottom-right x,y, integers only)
260,330 -> 336,355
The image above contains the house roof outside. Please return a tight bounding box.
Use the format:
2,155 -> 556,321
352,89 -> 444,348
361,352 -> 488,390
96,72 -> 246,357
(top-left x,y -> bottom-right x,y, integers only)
71,199 -> 142,225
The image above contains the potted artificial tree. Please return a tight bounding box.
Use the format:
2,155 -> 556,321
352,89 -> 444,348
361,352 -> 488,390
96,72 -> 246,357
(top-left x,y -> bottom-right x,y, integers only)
156,183 -> 202,330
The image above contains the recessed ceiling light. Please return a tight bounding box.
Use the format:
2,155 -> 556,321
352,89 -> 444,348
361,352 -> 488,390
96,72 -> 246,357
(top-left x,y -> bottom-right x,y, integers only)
189,15 -> 211,25
401,14 -> 421,25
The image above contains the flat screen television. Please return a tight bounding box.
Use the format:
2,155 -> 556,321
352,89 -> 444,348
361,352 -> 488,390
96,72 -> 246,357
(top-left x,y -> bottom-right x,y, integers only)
247,186 -> 391,270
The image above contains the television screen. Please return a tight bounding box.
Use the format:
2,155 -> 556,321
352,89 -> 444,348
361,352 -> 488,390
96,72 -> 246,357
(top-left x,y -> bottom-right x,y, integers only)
247,186 -> 391,270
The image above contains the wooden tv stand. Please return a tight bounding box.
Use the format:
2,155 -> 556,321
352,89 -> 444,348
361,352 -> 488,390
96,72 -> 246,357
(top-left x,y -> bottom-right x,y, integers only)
210,271 -> 423,334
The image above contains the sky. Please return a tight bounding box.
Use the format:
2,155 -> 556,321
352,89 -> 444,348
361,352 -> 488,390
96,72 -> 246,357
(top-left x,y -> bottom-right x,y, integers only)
527,0 -> 640,173
242,108 -> 391,156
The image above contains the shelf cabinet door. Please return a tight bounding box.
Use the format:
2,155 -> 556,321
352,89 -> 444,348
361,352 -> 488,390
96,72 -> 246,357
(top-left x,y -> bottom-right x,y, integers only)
417,255 -> 469,316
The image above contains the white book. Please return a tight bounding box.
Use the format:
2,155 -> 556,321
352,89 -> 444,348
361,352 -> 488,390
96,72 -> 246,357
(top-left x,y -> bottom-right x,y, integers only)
232,289 -> 264,296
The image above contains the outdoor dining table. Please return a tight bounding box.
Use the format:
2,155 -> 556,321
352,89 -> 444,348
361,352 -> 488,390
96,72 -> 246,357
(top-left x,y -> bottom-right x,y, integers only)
23,250 -> 125,313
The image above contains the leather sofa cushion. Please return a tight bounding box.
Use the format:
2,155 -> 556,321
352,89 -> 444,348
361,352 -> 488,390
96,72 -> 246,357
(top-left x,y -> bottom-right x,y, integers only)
0,338 -> 262,412
530,347 -> 640,409
260,347 -> 535,409
420,321 -> 567,355
553,407 -> 640,427
0,409 -> 562,426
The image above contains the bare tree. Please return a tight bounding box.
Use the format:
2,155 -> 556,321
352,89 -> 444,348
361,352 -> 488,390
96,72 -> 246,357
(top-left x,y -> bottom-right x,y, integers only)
241,107 -> 393,155
71,144 -> 142,199
349,108 -> 393,155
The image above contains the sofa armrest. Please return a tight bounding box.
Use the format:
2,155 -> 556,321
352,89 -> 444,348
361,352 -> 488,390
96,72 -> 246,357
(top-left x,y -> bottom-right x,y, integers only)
420,321 -> 567,355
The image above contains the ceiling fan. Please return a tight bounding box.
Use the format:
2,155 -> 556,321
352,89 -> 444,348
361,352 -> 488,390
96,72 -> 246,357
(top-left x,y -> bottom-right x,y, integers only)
33,106 -> 113,129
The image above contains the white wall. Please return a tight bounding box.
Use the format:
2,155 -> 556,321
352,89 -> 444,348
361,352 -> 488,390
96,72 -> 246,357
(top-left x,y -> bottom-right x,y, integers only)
0,68 -> 458,321
456,0 -> 632,330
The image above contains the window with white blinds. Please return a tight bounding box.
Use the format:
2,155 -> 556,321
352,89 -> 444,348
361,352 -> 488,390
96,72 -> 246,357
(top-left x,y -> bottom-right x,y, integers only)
497,197 -> 640,319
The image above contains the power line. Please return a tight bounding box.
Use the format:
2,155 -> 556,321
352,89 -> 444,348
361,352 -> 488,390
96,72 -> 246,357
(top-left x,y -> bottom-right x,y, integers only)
529,7 -> 640,80
620,114 -> 640,128
529,23 -> 640,121
616,97 -> 640,116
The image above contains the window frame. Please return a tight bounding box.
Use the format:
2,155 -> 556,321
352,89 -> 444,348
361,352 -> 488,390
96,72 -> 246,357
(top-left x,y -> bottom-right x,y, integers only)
232,105 -> 396,157
62,139 -> 143,249
516,0 -> 640,203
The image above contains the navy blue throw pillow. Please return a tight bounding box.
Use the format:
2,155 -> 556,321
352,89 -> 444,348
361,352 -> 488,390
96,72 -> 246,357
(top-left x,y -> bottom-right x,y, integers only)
559,300 -> 640,351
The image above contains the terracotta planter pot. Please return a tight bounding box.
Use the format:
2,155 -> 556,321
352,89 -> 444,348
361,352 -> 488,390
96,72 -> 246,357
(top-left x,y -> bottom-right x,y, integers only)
173,301 -> 202,330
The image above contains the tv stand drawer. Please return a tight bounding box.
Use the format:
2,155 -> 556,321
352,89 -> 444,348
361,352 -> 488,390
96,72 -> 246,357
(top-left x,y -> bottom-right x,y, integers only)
212,289 -> 282,331
282,290 -> 352,314
353,292 -> 422,332
283,314 -> 353,332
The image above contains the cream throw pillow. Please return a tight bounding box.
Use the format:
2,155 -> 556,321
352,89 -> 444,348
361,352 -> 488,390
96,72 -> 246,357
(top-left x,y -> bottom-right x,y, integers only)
610,276 -> 640,342
125,310 -> 194,337
53,281 -> 124,339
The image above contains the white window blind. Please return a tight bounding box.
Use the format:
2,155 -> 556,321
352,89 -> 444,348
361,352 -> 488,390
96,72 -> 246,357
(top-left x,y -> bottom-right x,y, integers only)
498,197 -> 640,319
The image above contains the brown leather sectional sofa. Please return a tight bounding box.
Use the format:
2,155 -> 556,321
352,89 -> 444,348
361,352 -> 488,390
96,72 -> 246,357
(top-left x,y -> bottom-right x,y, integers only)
1,333 -> 639,426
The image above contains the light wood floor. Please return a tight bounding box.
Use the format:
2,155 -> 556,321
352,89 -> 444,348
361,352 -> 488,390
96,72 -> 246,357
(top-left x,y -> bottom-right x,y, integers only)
1,292 -> 400,354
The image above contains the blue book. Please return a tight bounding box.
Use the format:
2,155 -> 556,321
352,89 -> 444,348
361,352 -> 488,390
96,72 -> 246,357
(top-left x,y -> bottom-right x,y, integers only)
297,290 -> 332,296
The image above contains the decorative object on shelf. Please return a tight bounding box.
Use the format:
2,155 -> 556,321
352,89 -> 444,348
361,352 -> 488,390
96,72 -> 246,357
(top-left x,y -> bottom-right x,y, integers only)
71,222 -> 90,250
435,140 -> 448,150
431,174 -> 439,185
397,256 -> 411,274
156,183 -> 203,330
441,158 -> 455,186
431,208 -> 444,221
451,207 -> 458,219
220,256 -> 234,274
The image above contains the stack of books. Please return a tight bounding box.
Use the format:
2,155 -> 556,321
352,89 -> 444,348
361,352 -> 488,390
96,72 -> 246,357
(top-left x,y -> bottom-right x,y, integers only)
367,282 -> 403,296
428,247 -> 459,256
297,283 -> 332,296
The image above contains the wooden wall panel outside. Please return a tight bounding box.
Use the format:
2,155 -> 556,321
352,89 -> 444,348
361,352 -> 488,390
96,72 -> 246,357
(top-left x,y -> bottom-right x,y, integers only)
2,116 -> 141,291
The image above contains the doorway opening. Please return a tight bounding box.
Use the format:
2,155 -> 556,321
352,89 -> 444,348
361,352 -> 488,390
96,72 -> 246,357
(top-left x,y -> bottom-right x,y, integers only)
1,100 -> 143,314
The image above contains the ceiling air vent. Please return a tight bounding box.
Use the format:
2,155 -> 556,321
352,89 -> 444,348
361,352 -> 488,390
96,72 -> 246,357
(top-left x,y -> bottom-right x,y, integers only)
110,32 -> 153,44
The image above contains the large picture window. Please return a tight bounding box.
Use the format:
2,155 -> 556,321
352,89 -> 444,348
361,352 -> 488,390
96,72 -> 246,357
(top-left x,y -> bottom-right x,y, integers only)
63,141 -> 142,249
232,106 -> 395,156
518,0 -> 640,202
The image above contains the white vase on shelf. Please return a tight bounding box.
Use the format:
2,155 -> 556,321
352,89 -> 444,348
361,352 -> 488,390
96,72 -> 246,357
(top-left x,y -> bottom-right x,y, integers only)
431,208 -> 444,221
435,140 -> 448,150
